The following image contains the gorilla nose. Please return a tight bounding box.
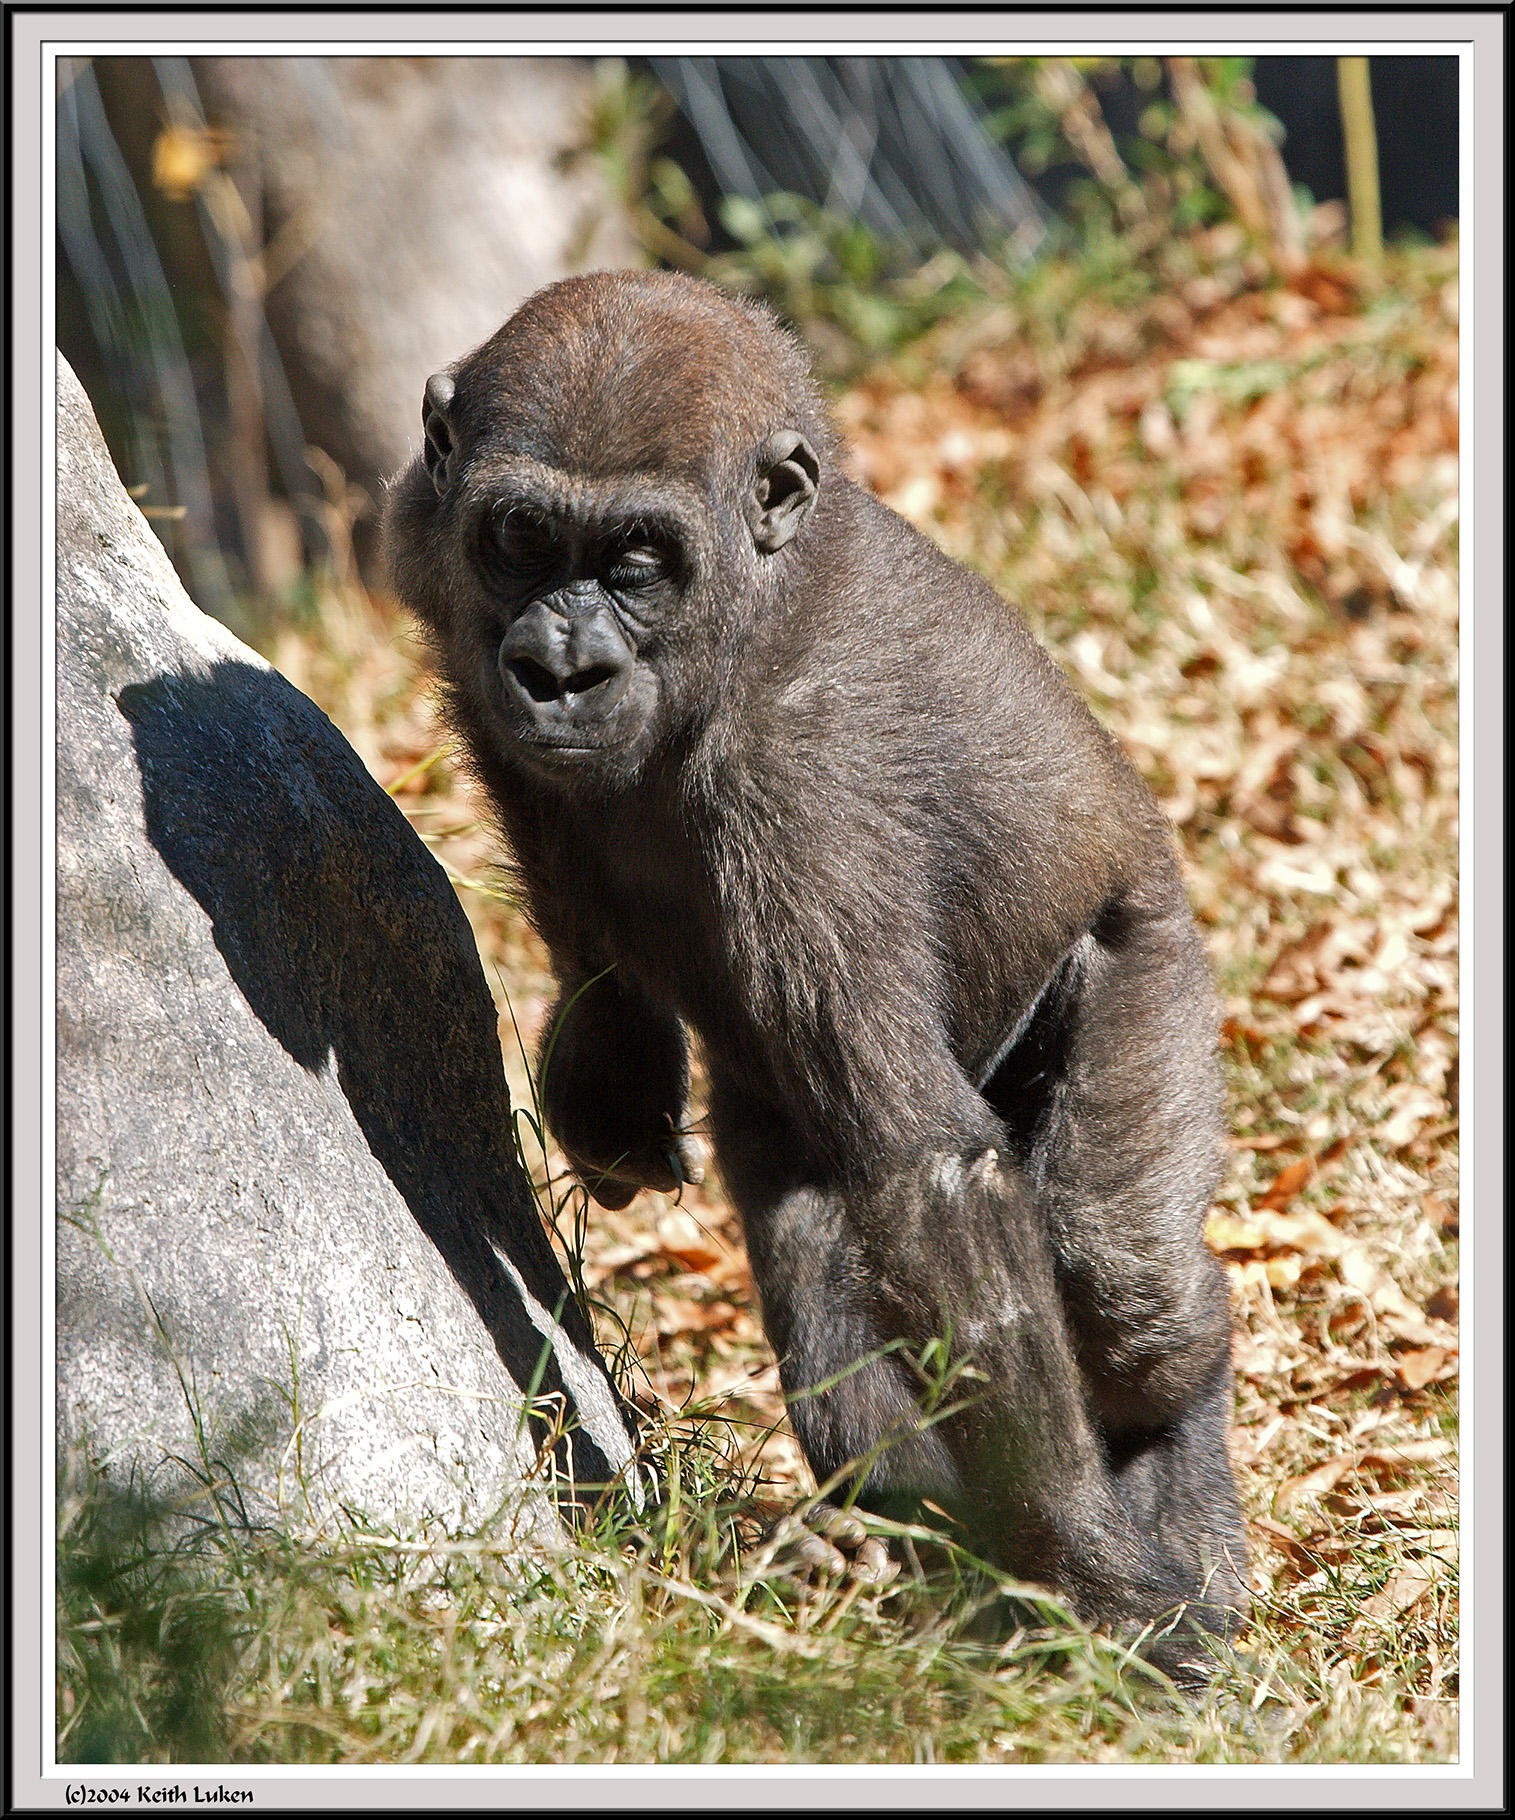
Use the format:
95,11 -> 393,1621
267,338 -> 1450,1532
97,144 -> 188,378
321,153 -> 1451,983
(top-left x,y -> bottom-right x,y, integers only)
498,602 -> 635,723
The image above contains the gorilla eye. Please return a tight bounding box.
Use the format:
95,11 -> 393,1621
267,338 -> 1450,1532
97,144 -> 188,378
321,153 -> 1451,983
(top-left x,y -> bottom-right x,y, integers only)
504,518 -> 555,562
601,534 -> 673,590
485,508 -> 562,587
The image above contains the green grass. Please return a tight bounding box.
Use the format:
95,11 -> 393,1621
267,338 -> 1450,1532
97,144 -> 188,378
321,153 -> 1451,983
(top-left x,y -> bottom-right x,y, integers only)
57,1435 -> 1450,1766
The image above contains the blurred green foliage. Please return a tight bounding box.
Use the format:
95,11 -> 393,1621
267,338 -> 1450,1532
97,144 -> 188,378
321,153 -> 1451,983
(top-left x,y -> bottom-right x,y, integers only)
590,57 -> 1303,377
707,194 -> 984,371
979,56 -> 1282,235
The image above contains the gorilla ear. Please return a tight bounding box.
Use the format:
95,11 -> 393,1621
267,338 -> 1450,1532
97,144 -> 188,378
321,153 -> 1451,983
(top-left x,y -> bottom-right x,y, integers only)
421,371 -> 457,495
746,430 -> 819,553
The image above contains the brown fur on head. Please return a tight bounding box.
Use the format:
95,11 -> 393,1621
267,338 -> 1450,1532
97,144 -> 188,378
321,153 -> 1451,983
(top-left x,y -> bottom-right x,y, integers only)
440,270 -> 838,490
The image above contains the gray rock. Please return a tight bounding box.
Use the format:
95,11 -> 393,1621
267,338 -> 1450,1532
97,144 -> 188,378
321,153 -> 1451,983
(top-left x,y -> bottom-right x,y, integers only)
55,354 -> 639,1538
192,55 -> 641,497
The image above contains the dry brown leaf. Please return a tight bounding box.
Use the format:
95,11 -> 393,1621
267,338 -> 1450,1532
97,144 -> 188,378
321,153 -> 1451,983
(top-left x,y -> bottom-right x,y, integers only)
1362,1559 -> 1451,1626
1207,1206 -> 1344,1260
656,1209 -> 726,1274
1373,1084 -> 1446,1151
584,1237 -> 662,1281
1252,1516 -> 1356,1586
1274,1459 -> 1354,1513
1230,1326 -> 1300,1382
1336,1247 -> 1446,1346
1417,1527 -> 1460,1561
1255,848 -> 1341,898
1275,1439 -> 1455,1513
1231,725 -> 1303,814
1256,1156 -> 1316,1211
1397,1346 -> 1457,1390
1316,1132 -> 1355,1168
653,1295 -> 739,1337
1422,1193 -> 1459,1238
1220,1016 -> 1276,1046
1288,1354 -> 1400,1398
1424,1284 -> 1459,1324
1252,1514 -> 1309,1559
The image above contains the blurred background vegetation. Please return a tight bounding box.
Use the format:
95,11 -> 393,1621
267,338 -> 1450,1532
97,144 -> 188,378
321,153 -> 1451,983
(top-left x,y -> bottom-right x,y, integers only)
58,53 -> 1456,632
57,54 -> 1460,1765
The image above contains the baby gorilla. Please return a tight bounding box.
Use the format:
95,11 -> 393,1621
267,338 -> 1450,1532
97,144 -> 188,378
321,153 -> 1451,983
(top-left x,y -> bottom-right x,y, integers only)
383,270 -> 1249,1675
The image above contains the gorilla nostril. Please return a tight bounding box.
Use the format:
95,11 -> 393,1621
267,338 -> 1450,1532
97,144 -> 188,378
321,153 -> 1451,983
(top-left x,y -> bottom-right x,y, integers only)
507,657 -> 563,704
564,663 -> 620,698
498,606 -> 633,719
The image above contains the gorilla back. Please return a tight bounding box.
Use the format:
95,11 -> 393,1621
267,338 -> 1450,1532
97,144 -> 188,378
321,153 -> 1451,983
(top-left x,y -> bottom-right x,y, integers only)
384,269 -> 1248,1671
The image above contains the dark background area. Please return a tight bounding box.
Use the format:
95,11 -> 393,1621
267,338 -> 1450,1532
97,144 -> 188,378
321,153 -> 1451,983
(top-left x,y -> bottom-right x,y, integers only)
1252,55 -> 1458,236
643,55 -> 1459,254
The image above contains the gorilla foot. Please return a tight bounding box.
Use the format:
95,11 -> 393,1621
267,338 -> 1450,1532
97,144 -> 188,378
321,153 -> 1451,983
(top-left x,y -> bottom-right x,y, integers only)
1117,1598 -> 1246,1690
756,1499 -> 900,1589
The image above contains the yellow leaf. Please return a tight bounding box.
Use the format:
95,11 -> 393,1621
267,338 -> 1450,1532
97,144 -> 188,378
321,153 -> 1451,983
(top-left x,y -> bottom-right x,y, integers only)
151,123 -> 230,201
1207,1207 -> 1343,1260
1265,1253 -> 1305,1289
1397,1346 -> 1452,1390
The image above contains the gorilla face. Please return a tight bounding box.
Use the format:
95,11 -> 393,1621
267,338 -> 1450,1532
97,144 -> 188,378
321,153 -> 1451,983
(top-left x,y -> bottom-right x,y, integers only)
412,416 -> 820,790
466,486 -> 688,779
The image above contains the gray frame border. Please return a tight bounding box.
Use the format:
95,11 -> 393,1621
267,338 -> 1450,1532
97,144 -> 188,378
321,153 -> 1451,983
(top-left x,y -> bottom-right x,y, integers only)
10,9 -> 1503,1810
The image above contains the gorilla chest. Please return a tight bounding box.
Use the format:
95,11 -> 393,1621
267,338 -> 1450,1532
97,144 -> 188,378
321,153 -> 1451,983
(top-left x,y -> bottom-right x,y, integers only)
554,817 -> 729,1005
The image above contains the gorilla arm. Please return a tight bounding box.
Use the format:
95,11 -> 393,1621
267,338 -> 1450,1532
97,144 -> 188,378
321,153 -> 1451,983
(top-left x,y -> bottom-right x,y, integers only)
538,963 -> 702,1212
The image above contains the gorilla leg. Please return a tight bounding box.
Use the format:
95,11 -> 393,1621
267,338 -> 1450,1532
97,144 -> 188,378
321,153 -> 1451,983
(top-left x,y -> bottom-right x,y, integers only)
739,1178 -> 964,1507
710,1079 -> 1216,1637
989,907 -> 1249,1610
1108,1359 -> 1250,1611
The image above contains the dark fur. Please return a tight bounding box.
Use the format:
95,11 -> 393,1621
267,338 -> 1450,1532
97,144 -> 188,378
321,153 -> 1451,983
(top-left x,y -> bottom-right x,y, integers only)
383,271 -> 1248,1664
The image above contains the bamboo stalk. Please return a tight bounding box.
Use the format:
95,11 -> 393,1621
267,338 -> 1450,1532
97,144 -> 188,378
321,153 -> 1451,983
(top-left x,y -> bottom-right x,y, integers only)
1337,57 -> 1382,264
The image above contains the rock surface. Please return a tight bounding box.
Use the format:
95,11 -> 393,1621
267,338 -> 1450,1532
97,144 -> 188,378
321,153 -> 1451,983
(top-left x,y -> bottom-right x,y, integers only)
193,55 -> 640,497
55,354 -> 638,1536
